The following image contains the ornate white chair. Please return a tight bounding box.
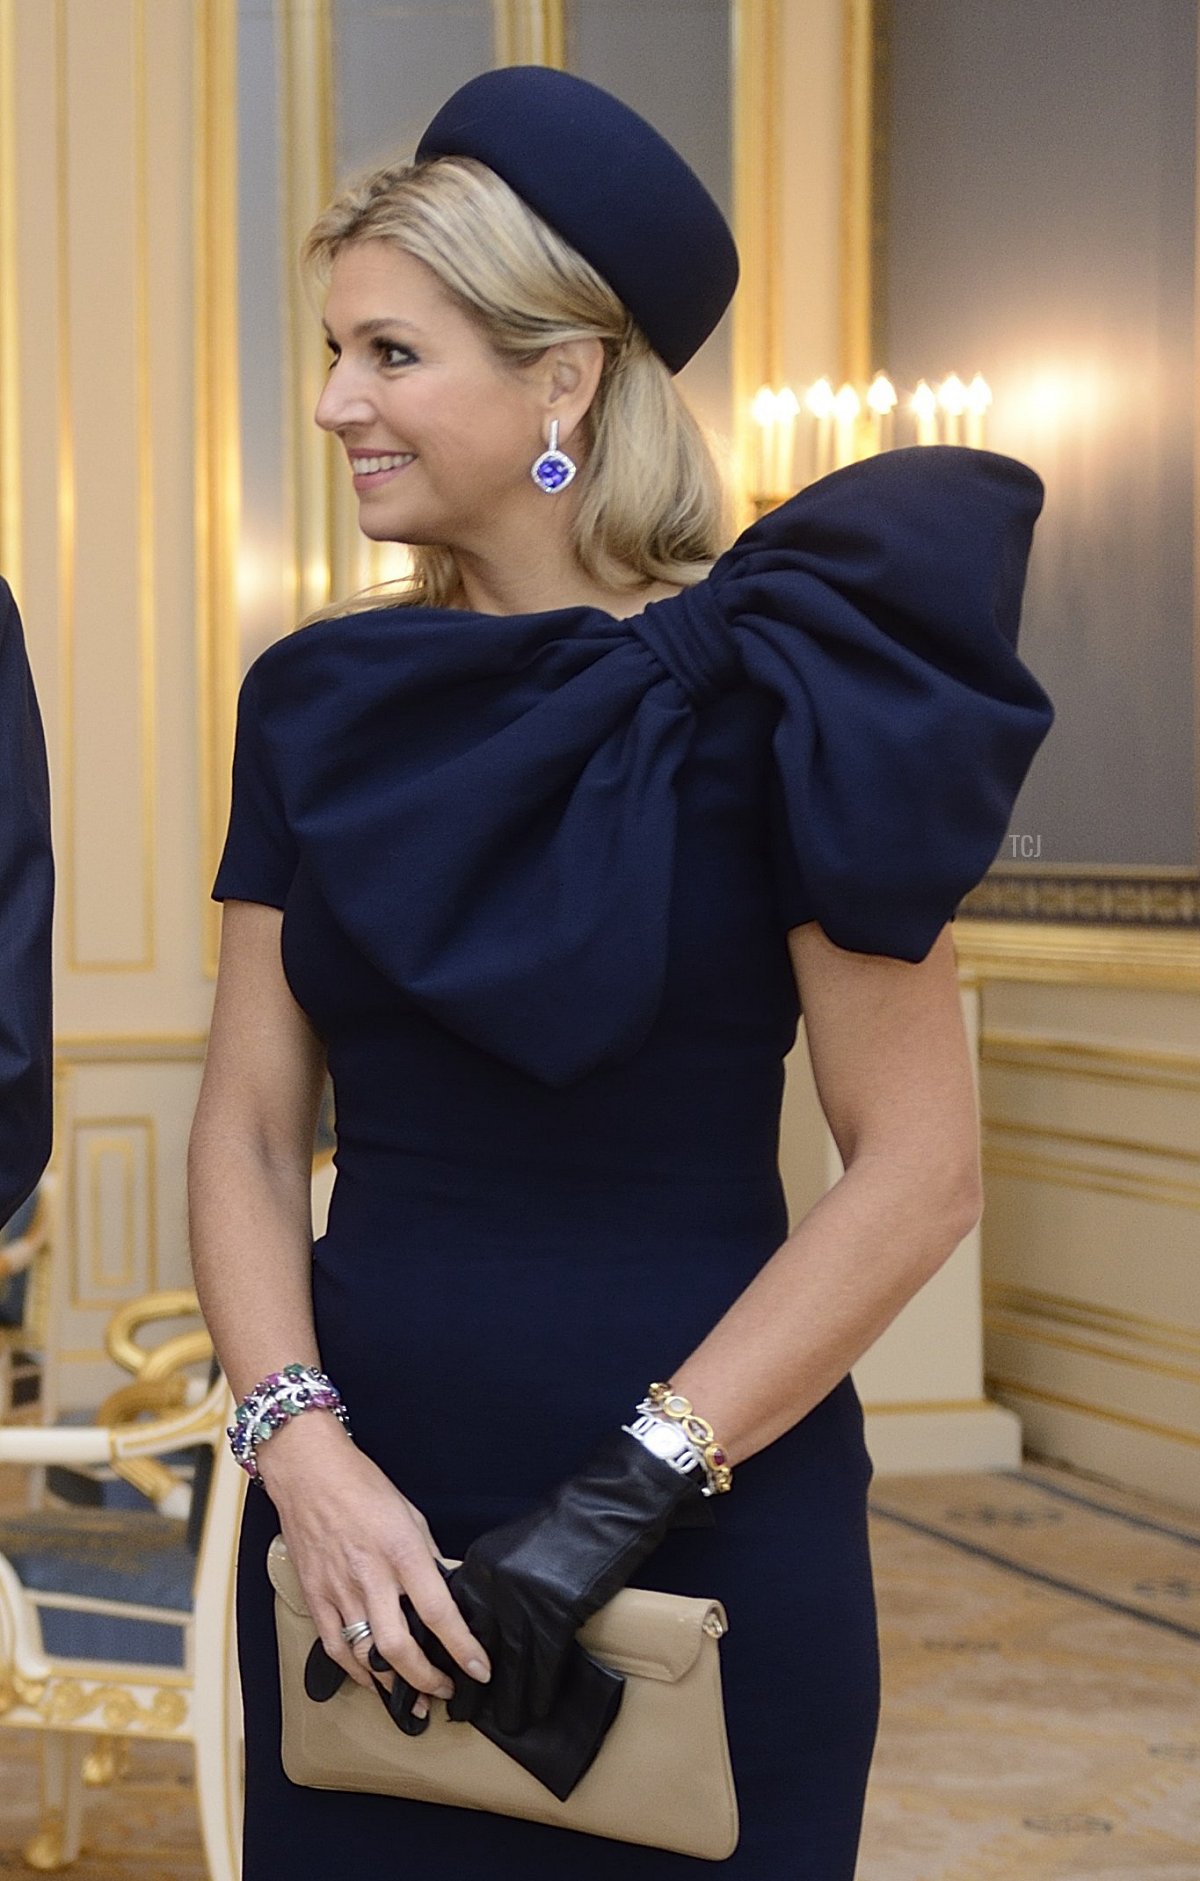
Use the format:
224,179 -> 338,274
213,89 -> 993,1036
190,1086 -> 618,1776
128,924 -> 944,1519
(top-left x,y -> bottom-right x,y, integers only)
0,1178 -> 59,1428
0,1344 -> 244,1877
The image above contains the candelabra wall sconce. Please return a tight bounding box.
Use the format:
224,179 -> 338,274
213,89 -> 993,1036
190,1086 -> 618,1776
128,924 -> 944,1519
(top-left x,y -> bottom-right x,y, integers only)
749,371 -> 993,514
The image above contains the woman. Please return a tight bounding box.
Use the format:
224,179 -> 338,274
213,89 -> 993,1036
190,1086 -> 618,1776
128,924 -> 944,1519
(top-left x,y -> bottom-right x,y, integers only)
189,65 -> 1054,1879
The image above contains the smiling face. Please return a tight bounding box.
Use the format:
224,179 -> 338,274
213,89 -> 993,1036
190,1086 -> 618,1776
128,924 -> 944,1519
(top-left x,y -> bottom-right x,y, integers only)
314,239 -> 566,550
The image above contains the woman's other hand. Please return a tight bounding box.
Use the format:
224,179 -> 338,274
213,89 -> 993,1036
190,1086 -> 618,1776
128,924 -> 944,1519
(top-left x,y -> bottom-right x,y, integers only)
255,1411 -> 492,1710
439,1428 -> 705,1736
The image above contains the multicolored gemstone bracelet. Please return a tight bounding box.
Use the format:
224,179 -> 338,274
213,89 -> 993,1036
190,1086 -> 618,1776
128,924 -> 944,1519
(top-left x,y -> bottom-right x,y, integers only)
227,1362 -> 351,1483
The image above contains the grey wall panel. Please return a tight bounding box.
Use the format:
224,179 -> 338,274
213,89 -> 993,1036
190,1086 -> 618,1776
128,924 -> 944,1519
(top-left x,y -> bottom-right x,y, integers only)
886,0 -> 1197,868
333,0 -> 494,178
568,0 -> 734,461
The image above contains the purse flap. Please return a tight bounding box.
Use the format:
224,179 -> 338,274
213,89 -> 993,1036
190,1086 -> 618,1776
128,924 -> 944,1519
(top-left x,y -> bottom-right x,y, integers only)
266,1537 -> 727,1684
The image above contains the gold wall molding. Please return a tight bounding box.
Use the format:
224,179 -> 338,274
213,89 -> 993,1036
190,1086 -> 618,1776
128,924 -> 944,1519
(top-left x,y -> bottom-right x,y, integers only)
982,1142 -> 1200,1212
132,0 -> 156,978
732,0 -> 783,525
54,0 -> 157,973
280,0 -> 336,619
981,1033 -> 1200,1095
985,1317 -> 1199,1390
0,0 -> 19,591
85,1135 -> 137,1297
56,1033 -> 208,1064
986,1373 -> 1200,1451
70,1115 -> 157,1308
986,1285 -> 1199,1390
985,1281 -> 1200,1354
955,918 -> 1200,988
54,0 -> 77,966
492,0 -> 565,68
986,1114 -> 1200,1169
839,0 -> 885,388
194,0 -> 240,977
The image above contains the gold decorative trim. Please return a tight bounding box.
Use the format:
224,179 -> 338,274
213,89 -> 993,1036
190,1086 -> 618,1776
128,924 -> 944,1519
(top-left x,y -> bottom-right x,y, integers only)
194,0 -> 241,977
980,1033 -> 1200,1095
982,1142 -> 1200,1211
986,1373 -> 1200,1449
30,1678 -> 189,1736
82,1736 -> 132,1788
280,0 -> 335,619
0,1667 -> 47,1715
731,0 -> 783,526
954,918 -> 1200,987
963,870 -> 1200,932
492,0 -> 566,67
0,0 -> 20,592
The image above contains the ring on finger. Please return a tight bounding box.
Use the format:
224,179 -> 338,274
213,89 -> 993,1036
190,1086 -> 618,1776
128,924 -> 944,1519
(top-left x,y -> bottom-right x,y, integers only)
340,1618 -> 373,1647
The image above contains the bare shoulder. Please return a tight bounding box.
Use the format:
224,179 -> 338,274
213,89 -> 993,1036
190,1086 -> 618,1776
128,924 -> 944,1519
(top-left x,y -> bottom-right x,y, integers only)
786,921 -> 981,1203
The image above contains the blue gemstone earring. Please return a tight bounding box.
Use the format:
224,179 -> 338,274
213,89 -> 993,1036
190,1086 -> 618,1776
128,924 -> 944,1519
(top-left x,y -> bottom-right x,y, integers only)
530,420 -> 577,493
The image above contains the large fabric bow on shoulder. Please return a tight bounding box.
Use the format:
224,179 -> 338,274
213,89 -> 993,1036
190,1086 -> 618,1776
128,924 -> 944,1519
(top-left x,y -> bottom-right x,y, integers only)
252,445 -> 1054,1086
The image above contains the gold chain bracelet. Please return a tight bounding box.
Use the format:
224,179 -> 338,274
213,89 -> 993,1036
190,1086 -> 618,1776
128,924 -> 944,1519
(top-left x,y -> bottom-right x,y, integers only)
643,1381 -> 734,1494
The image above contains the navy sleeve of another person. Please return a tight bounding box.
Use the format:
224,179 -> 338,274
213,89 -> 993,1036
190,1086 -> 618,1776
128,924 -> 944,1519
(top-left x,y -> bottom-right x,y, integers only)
0,581 -> 54,1229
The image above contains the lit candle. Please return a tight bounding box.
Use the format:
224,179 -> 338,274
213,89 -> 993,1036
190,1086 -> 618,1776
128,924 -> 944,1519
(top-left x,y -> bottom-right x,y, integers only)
866,373 -> 898,454
911,380 -> 938,446
964,373 -> 992,448
805,378 -> 836,482
937,373 -> 967,445
772,385 -> 801,494
751,384 -> 777,497
833,382 -> 861,470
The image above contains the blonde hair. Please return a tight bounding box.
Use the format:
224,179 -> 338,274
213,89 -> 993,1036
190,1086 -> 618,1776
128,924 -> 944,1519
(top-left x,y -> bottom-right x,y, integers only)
302,155 -> 729,612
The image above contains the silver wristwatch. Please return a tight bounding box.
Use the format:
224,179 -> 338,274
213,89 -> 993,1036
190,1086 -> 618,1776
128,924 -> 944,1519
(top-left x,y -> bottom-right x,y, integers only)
621,1411 -> 712,1493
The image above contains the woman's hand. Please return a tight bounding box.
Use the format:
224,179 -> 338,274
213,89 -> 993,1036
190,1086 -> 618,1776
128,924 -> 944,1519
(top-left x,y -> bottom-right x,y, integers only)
435,1427 -> 706,1736
255,1412 -> 492,1713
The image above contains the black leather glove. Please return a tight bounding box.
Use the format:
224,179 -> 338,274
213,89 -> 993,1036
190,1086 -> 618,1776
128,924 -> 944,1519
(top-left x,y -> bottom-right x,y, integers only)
441,1427 -> 708,1736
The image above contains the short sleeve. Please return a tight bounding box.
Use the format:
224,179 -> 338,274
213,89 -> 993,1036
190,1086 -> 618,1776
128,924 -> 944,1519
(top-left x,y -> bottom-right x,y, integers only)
713,446 -> 1056,959
212,661 -> 300,909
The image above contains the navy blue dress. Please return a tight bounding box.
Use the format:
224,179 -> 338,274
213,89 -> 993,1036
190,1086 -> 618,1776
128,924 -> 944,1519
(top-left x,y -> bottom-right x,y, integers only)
214,448 -> 1054,1877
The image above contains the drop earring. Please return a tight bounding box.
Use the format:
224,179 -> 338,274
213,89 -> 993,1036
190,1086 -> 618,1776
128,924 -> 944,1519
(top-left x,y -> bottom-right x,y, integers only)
530,419 -> 577,493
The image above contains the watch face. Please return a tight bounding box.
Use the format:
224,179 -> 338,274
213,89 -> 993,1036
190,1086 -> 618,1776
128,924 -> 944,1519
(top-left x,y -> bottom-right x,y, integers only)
643,1420 -> 691,1462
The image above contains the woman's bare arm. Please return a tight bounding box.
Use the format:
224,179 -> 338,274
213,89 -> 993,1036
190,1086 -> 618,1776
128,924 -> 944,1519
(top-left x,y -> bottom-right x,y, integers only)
669,922 -> 983,1463
188,900 -> 490,1700
188,901 -> 328,1393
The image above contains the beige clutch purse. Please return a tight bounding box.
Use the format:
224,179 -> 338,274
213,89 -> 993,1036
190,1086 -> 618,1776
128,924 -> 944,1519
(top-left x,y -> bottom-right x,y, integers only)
267,1535 -> 739,1861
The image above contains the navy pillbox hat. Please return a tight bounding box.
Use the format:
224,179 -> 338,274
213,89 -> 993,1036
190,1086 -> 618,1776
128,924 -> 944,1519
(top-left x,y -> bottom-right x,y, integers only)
415,66 -> 739,374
